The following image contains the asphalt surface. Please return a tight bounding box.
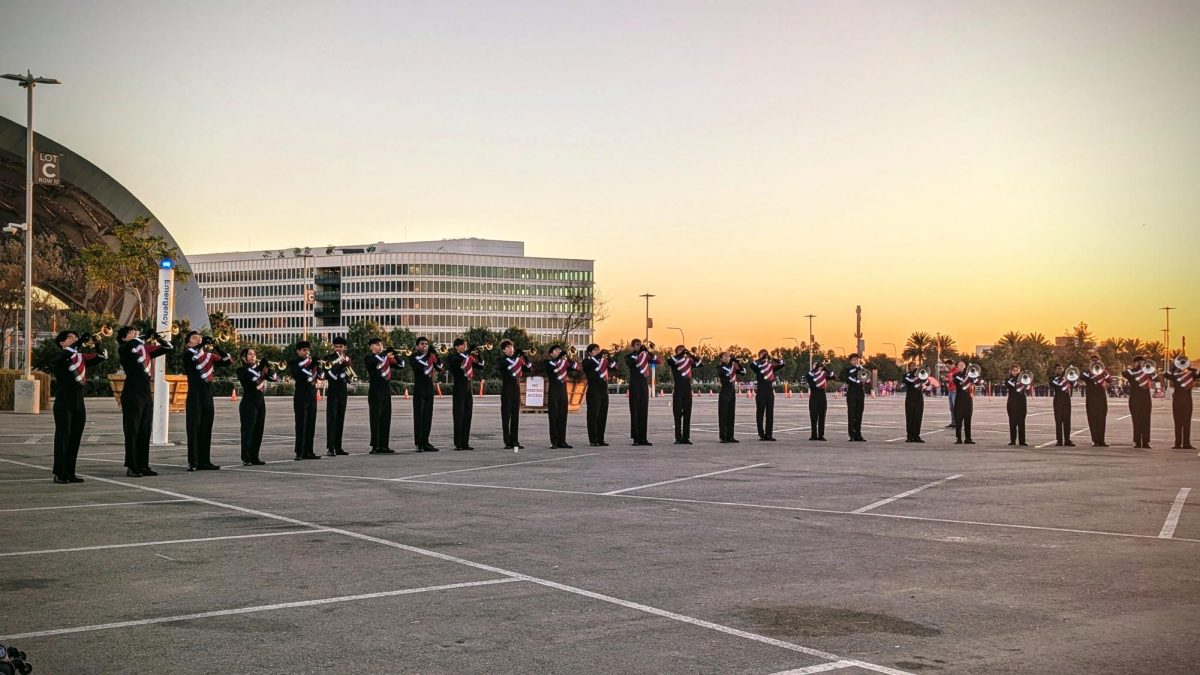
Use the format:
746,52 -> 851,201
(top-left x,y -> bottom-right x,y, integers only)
1,392 -> 1197,674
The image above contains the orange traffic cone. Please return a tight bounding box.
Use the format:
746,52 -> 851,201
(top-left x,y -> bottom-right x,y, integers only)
404,386 -> 410,400
230,388 -> 238,401
784,382 -> 791,399
317,388 -> 323,402
478,380 -> 485,398
436,383 -> 443,397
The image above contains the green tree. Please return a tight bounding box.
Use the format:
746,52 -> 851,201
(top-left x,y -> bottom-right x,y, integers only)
903,331 -> 933,365
998,331 -> 1023,349
933,333 -> 957,360
78,218 -> 191,322
347,319 -> 388,360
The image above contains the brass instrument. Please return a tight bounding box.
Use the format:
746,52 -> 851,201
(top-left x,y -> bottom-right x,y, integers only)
916,367 -> 930,381
170,323 -> 181,336
1141,361 -> 1157,375
346,366 -> 359,382
80,325 -> 113,348
525,348 -> 538,358
266,360 -> 288,371
470,342 -> 493,354
1065,365 -> 1081,382
436,343 -> 450,355
1174,355 -> 1192,371
1090,362 -> 1106,376
1019,372 -> 1033,387
965,364 -> 982,379
567,346 -> 578,358
644,341 -> 656,352
317,359 -> 334,370
858,366 -> 871,383
216,330 -> 234,342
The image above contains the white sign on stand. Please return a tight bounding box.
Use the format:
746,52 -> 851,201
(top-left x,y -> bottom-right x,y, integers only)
525,376 -> 545,407
151,260 -> 176,446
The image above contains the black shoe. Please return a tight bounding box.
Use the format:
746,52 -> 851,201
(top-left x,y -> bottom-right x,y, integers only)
504,445 -> 515,450
1172,445 -> 1183,449
1098,442 -> 1109,447
1019,443 -> 1029,447
335,450 -> 349,455
728,438 -> 739,443
301,454 -> 320,460
462,446 -> 475,451
955,440 -> 963,445
758,435 -> 768,441
187,465 -> 198,471
964,440 -> 975,445
1144,445 -> 1152,449
67,476 -> 85,483
424,445 -> 440,452
914,438 -> 925,443
817,437 -> 826,441
561,443 -> 573,449
295,456 -> 304,461
370,448 -> 395,454
809,436 -> 819,440
243,462 -> 254,466
326,450 -> 336,457
1008,442 -> 1016,446
199,464 -> 222,470
1186,445 -> 1196,450
643,441 -> 653,446
454,446 -> 465,451
765,437 -> 776,441
140,469 -> 158,477
516,445 -> 525,450
1065,441 -> 1075,447
1055,442 -> 1063,446
944,424 -> 955,428
53,475 -> 70,484
252,460 -> 266,465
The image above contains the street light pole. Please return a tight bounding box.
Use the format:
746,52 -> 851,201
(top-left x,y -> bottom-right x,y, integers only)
666,326 -> 685,347
639,293 -> 655,343
804,314 -> 816,369
1160,306 -> 1175,370
3,70 -> 60,414
883,342 -> 898,362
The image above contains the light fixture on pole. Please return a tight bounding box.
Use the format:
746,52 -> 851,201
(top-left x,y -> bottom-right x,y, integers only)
666,326 -> 685,347
697,336 -> 713,352
803,314 -> 817,369
3,70 -> 61,414
883,342 -> 898,362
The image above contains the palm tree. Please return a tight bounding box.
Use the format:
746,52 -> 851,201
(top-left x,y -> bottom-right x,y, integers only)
998,331 -> 1023,349
1120,338 -> 1144,363
933,333 -> 957,360
1143,341 -> 1166,361
1024,332 -> 1051,348
903,331 -> 933,364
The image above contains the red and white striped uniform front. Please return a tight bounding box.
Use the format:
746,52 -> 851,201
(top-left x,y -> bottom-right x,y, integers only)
67,348 -> 87,384
634,351 -> 652,378
190,348 -> 218,383
464,354 -> 477,379
298,356 -> 316,383
1054,376 -> 1071,393
723,364 -> 739,383
417,353 -> 436,376
1134,371 -> 1152,390
1175,368 -> 1195,390
552,358 -> 574,383
596,357 -> 612,381
811,368 -> 827,390
377,354 -> 393,380
759,359 -> 777,382
506,356 -> 526,378
673,355 -> 696,379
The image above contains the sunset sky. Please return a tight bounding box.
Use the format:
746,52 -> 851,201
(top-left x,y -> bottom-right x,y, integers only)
2,1 -> 1196,355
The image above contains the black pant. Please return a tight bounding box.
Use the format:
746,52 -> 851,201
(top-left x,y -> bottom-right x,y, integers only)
954,395 -> 973,442
1007,395 -> 1026,444
809,391 -> 827,439
846,390 -> 864,440
240,397 -> 266,463
325,385 -> 347,451
673,387 -> 692,441
1172,393 -> 1192,447
586,382 -> 608,443
756,388 -> 774,439
718,387 -> 736,441
905,392 -> 923,440
293,391 -> 317,457
368,384 -> 392,450
53,393 -> 85,478
1053,396 -> 1071,444
452,383 -> 474,448
628,381 -> 649,443
1129,393 -> 1151,446
413,390 -> 434,447
121,392 -> 153,469
1085,390 -> 1107,444
186,384 -> 215,467
501,380 -> 521,447
548,382 -> 568,446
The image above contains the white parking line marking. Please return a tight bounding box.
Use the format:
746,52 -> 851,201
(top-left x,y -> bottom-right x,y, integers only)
0,457 -> 912,675
0,499 -> 191,513
394,453 -> 598,481
0,578 -> 521,640
851,475 -> 963,514
884,429 -> 946,443
0,529 -> 327,558
771,661 -> 856,674
86,435 -> 100,443
23,435 -> 42,445
602,463 -> 769,496
153,553 -> 177,561
1159,488 -> 1191,539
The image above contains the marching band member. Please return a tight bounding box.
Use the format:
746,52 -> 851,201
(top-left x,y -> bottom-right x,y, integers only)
583,344 -> 616,447
184,331 -> 232,470
323,337 -> 353,456
289,340 -> 322,460
366,338 -> 403,454
51,330 -> 106,483
544,345 -> 580,449
747,349 -> 785,441
1004,364 -> 1030,446
1166,356 -> 1196,450
624,339 -> 658,446
1122,356 -> 1156,448
717,352 -> 745,443
901,361 -> 927,443
841,354 -> 868,442
407,337 -> 444,452
1049,364 -> 1076,446
236,348 -> 277,465
448,338 -> 484,450
952,360 -> 977,445
804,358 -> 836,441
1080,353 -> 1111,447
944,359 -> 959,428
118,326 -> 171,477
499,340 -> 532,450
668,345 -> 701,445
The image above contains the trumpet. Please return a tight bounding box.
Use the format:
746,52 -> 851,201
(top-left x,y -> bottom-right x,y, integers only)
1019,372 -> 1033,387
470,342 -> 493,354
1065,365 -> 1081,382
965,364 -> 982,379
80,325 -> 113,348
435,343 -> 449,355
170,323 -> 181,336
265,360 -> 288,371
1174,355 -> 1191,371
388,345 -> 413,357
916,367 -> 930,381
317,359 -> 334,370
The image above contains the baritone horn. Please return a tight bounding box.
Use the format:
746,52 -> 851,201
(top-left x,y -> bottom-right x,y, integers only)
916,367 -> 930,380
1142,360 -> 1157,375
1174,355 -> 1191,370
1065,365 -> 1081,382
965,363 -> 982,379
1019,372 -> 1033,386
1090,362 -> 1106,376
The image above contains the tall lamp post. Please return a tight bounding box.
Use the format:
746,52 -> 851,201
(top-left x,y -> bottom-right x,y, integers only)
3,70 -> 61,414
1160,306 -> 1175,372
666,326 -> 685,347
639,293 -> 655,342
804,314 -> 817,369
883,342 -> 898,363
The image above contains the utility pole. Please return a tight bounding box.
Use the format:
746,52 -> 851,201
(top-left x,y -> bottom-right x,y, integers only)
804,314 -> 816,369
1160,306 -> 1174,369
639,293 -> 655,343
855,305 -> 865,356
